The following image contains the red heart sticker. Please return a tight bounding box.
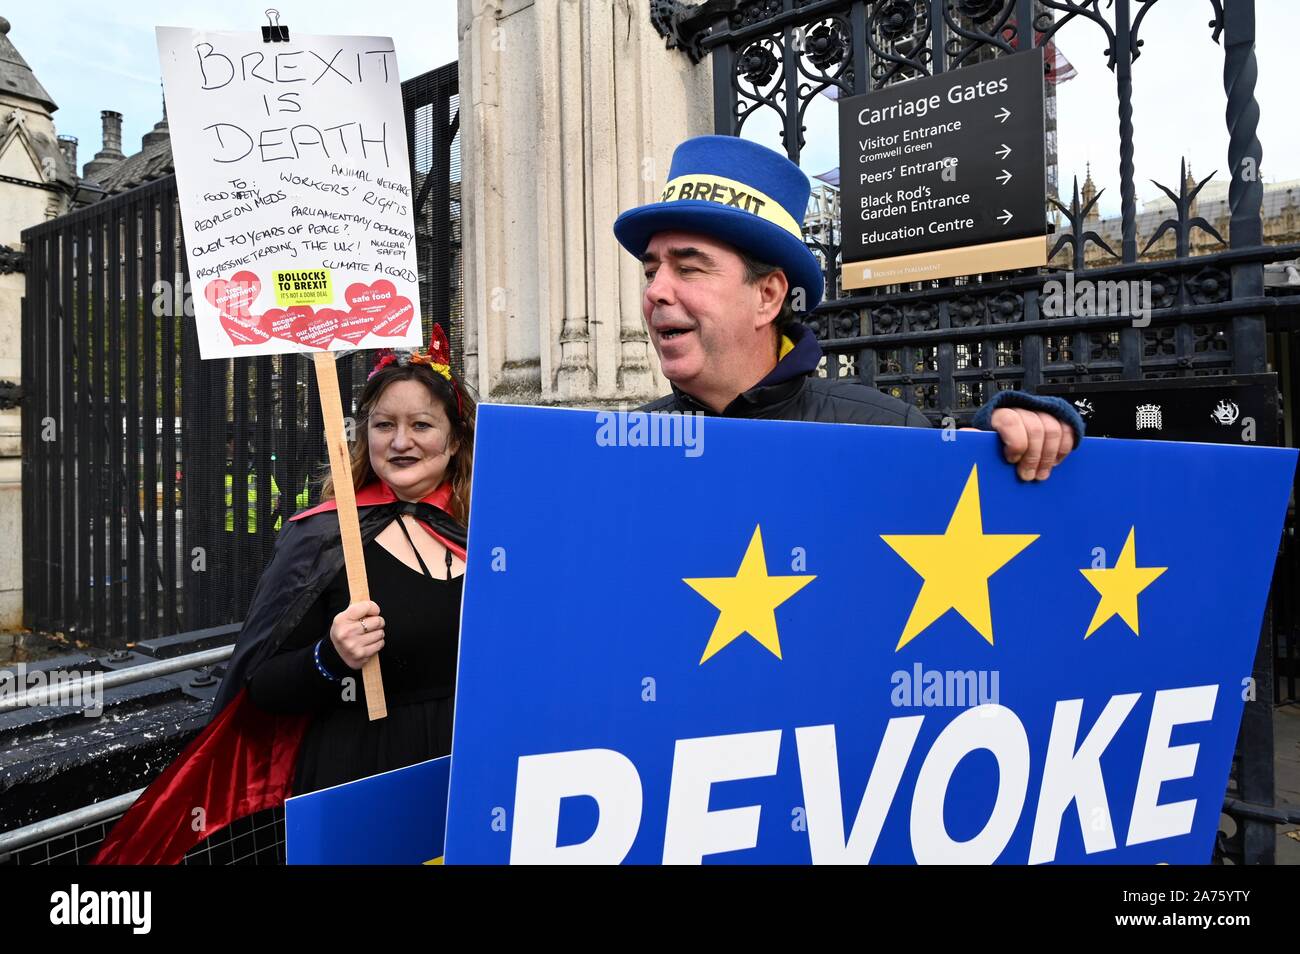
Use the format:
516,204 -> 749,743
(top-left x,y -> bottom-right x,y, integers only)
258,307 -> 310,341
371,296 -> 415,337
205,270 -> 261,318
290,307 -> 343,350
335,310 -> 377,345
220,313 -> 271,347
345,280 -> 415,339
344,280 -> 398,315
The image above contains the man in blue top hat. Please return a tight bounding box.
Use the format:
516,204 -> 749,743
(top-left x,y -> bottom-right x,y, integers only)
614,135 -> 1084,481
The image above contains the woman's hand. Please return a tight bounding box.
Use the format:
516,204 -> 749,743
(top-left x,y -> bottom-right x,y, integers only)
329,601 -> 385,670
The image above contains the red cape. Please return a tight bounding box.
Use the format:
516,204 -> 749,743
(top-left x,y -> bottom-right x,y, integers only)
93,480 -> 463,865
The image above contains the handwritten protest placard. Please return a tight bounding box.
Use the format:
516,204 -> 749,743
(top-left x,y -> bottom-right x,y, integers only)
157,27 -> 422,359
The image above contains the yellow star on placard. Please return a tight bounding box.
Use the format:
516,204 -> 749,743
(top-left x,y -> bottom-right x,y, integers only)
881,464 -> 1038,651
1080,526 -> 1167,638
683,525 -> 816,664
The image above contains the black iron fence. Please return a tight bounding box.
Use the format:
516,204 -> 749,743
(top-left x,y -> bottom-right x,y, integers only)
654,0 -> 1300,863
653,0 -> 1300,395
20,61 -> 461,649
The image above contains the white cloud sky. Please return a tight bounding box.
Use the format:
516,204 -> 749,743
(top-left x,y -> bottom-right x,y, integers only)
1053,1 -> 1300,216
8,1 -> 459,168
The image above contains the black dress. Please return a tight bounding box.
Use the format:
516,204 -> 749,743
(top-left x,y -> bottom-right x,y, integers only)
247,517 -> 463,795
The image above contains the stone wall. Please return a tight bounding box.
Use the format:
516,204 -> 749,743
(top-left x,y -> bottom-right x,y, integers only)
458,0 -> 712,407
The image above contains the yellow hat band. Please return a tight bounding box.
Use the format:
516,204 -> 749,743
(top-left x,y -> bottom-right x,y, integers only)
659,174 -> 804,241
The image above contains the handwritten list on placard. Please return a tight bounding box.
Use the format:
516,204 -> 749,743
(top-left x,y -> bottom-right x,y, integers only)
157,27 -> 422,359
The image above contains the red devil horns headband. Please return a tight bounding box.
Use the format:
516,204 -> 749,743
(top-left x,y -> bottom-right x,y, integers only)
367,323 -> 463,419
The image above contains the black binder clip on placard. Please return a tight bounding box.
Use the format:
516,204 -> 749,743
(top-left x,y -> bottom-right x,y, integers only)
262,9 -> 289,42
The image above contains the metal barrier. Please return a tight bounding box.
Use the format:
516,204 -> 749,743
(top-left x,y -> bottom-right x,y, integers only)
0,646 -> 232,711
0,804 -> 286,866
0,790 -> 143,856
0,641 -> 286,865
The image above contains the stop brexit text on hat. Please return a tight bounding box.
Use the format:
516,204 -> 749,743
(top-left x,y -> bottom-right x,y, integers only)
614,135 -> 826,313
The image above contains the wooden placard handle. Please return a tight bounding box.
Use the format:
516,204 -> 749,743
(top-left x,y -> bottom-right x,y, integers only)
313,351 -> 387,721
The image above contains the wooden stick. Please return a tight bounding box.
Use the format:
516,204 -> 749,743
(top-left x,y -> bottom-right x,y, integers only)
313,351 -> 387,721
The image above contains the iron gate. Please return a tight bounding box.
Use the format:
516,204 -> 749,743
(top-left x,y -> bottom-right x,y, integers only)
653,0 -> 1300,864
20,61 -> 461,648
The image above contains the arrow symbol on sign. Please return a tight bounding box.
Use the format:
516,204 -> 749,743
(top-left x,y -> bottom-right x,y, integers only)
997,209 -> 1014,225
996,169 -> 1013,185
995,107 -> 1011,123
996,143 -> 1012,159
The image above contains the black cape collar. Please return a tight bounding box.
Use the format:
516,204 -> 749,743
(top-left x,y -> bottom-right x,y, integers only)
211,499 -> 465,715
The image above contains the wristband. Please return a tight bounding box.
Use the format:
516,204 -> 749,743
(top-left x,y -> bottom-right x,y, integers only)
314,638 -> 344,682
971,389 -> 1086,445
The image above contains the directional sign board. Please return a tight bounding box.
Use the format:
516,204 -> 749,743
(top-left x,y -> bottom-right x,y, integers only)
838,50 -> 1047,288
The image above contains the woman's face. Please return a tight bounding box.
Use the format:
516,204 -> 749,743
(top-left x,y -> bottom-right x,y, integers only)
367,378 -> 459,502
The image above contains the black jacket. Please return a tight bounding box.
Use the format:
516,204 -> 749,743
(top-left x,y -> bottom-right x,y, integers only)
211,497 -> 467,715
94,490 -> 468,864
639,322 -> 1085,439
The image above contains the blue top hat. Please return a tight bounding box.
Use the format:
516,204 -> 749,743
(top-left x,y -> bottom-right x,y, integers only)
613,135 -> 824,312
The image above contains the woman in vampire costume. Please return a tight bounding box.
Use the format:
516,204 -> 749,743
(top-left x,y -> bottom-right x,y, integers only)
94,327 -> 475,864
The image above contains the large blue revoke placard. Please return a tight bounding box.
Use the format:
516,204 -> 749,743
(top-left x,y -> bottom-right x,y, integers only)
286,756 -> 449,864
446,405 -> 1296,864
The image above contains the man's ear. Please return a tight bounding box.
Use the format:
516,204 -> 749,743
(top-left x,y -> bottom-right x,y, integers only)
753,268 -> 789,330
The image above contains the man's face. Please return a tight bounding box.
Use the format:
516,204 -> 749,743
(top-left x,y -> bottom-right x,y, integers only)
639,231 -> 780,397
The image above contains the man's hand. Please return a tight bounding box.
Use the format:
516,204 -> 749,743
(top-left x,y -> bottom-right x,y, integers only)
989,407 -> 1075,481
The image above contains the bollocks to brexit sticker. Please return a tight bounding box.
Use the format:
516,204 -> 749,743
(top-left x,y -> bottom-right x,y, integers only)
273,268 -> 334,306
